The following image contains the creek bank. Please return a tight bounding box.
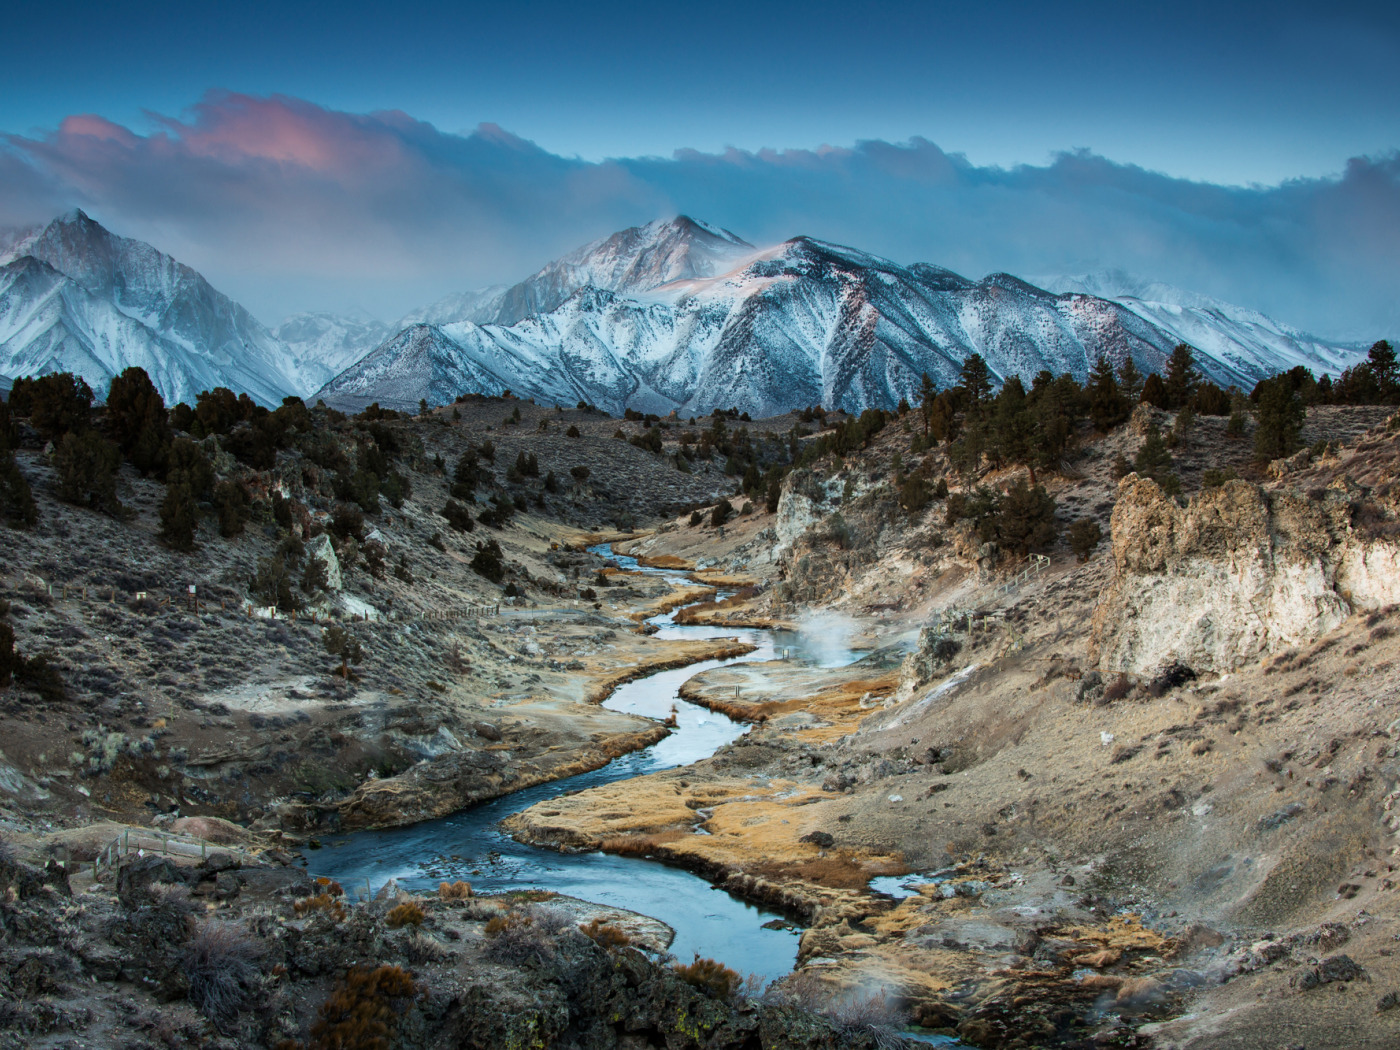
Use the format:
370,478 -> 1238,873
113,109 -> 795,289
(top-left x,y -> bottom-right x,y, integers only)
0,835 -> 896,1050
583,637 -> 760,703
330,722 -> 670,831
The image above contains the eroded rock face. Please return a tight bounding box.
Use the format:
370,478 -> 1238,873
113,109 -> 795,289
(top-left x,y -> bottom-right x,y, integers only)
774,470 -> 831,553
305,532 -> 343,591
1091,474 -> 1400,673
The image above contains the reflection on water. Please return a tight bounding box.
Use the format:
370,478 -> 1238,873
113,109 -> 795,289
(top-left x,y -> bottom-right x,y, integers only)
314,544 -> 860,983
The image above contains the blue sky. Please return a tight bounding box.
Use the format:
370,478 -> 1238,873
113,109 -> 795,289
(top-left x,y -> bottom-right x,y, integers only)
9,0 -> 1396,183
2,1 -> 1397,336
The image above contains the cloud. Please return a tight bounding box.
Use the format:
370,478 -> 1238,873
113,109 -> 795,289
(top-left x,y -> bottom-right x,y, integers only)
3,92 -> 1397,339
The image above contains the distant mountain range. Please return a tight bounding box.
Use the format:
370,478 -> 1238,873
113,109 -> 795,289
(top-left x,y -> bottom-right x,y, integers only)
0,211 -> 1363,413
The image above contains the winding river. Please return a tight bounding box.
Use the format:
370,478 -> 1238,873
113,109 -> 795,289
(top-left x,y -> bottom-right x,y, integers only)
312,546 -> 857,981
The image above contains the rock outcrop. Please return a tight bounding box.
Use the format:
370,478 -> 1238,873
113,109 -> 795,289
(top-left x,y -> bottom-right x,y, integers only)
1091,474 -> 1400,673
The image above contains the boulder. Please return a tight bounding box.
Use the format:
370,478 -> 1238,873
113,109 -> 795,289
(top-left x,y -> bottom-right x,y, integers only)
305,533 -> 343,591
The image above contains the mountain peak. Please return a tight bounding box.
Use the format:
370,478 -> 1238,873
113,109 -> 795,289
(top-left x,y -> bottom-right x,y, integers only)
666,215 -> 750,248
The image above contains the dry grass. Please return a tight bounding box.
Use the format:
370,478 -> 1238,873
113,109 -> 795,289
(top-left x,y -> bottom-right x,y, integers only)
754,853 -> 905,890
437,880 -> 473,900
674,955 -> 740,999
580,918 -> 631,949
293,893 -> 347,921
598,831 -> 689,855
670,587 -> 758,624
482,908 -> 558,966
385,900 -> 425,928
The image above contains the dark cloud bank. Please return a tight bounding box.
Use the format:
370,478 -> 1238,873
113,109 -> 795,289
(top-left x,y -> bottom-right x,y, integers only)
3,92 -> 1396,340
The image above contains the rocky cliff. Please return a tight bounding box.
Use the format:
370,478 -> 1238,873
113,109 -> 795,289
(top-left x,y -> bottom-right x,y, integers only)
1091,466 -> 1400,674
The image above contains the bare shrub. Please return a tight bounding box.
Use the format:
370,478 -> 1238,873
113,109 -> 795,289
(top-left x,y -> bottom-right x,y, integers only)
768,976 -> 906,1049
182,920 -> 263,1028
674,955 -> 740,999
581,918 -> 630,950
738,972 -> 768,1002
402,929 -> 447,965
528,904 -> 574,937
823,990 -> 907,1050
437,880 -> 473,900
462,899 -> 503,922
482,909 -> 555,966
148,881 -> 194,911
294,893 -> 347,921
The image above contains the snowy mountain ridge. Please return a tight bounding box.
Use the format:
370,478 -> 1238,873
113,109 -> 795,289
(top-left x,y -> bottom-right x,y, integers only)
0,212 -> 1365,416
318,219 -> 1364,416
0,210 -> 314,405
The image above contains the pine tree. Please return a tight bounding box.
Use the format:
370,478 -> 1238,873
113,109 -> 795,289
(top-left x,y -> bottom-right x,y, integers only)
1117,358 -> 1145,403
1171,402 -> 1196,447
1163,344 -> 1201,409
1254,375 -> 1306,462
159,483 -> 198,551
1134,423 -> 1177,492
1088,355 -> 1129,431
959,354 -> 993,414
918,372 -> 937,436
29,372 -> 94,441
0,619 -> 15,690
995,480 -> 1057,556
1141,373 -> 1169,409
1068,518 -> 1103,561
988,377 -> 1033,471
1030,374 -> 1085,470
106,366 -> 170,474
54,431 -> 122,513
213,479 -> 250,538
1226,407 -> 1248,438
0,451 -> 37,528
322,626 -> 363,679
928,390 -> 959,443
1368,340 -> 1398,401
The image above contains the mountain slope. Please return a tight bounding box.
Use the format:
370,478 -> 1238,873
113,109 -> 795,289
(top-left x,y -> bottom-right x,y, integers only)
0,211 -> 307,405
274,311 -> 390,388
0,252 -> 296,407
1038,270 -> 1358,379
321,221 -> 1359,415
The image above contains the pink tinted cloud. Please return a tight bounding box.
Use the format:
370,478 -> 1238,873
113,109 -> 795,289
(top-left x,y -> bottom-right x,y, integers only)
56,114 -> 140,145
147,92 -> 412,175
1,91 -> 1396,339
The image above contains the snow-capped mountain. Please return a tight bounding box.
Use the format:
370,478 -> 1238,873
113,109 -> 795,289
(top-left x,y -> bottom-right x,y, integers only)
274,311 -> 391,390
319,219 -> 1362,416
1,211 -> 1364,418
398,286 -> 506,328
0,210 -> 309,406
1036,270 -> 1358,379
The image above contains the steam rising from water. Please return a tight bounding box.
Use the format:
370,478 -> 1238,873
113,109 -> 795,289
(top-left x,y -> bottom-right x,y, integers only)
795,610 -> 859,668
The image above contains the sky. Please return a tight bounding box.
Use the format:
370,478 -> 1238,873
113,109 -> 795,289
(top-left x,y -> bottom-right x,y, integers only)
1,0 -> 1397,338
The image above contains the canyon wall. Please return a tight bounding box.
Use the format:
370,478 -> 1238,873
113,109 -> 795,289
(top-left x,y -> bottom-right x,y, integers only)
1091,473 -> 1400,674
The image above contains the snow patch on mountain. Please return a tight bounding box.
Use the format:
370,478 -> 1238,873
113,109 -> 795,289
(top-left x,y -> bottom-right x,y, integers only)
275,311 -> 391,390
0,211 -> 308,405
1038,270 -> 1358,378
321,223 -> 1364,416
